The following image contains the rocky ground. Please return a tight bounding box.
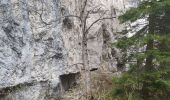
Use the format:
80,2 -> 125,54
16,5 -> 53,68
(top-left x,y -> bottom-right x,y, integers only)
61,84 -> 82,100
61,70 -> 121,100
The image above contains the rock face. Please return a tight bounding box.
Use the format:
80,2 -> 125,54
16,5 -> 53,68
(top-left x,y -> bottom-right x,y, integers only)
0,0 -> 139,99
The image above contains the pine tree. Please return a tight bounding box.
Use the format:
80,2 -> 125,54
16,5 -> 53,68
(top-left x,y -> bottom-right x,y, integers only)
112,0 -> 170,99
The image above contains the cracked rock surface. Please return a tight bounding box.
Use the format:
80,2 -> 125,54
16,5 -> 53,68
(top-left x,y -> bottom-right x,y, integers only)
0,0 -> 139,99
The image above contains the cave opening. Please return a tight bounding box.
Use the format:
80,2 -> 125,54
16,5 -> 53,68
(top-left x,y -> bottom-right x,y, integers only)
59,72 -> 80,91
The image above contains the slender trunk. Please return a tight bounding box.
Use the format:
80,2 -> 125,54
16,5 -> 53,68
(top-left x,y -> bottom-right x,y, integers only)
145,41 -> 154,71
82,31 -> 91,99
80,0 -> 92,97
142,14 -> 155,99
145,14 -> 155,71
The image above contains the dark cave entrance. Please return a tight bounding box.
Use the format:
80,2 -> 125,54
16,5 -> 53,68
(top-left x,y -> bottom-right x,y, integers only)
59,72 -> 80,91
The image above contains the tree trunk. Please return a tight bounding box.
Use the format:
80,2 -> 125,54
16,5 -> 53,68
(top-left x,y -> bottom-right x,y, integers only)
145,14 -> 155,71
81,31 -> 91,99
142,14 -> 155,99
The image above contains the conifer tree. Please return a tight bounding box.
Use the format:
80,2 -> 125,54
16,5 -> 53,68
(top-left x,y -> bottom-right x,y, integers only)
113,0 -> 170,99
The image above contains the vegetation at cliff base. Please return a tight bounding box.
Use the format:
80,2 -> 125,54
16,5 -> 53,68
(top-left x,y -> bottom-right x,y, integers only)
112,0 -> 170,99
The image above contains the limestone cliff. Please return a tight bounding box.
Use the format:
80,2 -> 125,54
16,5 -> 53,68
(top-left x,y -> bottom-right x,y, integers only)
0,0 -> 139,99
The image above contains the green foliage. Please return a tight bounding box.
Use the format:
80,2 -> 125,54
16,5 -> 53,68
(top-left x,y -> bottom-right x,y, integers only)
113,33 -> 146,49
114,37 -> 135,49
112,67 -> 170,100
119,0 -> 170,23
112,0 -> 170,99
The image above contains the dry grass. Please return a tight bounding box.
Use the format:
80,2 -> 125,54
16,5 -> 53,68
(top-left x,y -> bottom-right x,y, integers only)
61,70 -> 118,100
90,70 -> 115,100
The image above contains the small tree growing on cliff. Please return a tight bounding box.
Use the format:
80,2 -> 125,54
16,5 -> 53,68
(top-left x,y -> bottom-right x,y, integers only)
35,0 -> 116,98
66,0 -> 116,98
75,0 -> 116,98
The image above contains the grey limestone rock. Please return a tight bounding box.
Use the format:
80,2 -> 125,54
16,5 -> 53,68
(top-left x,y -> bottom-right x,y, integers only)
0,0 -> 139,99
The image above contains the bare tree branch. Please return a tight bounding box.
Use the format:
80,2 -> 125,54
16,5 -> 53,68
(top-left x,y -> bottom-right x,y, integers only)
85,16 -> 116,34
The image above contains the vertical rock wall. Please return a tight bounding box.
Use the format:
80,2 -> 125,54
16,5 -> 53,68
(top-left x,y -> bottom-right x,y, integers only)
0,0 -> 139,99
